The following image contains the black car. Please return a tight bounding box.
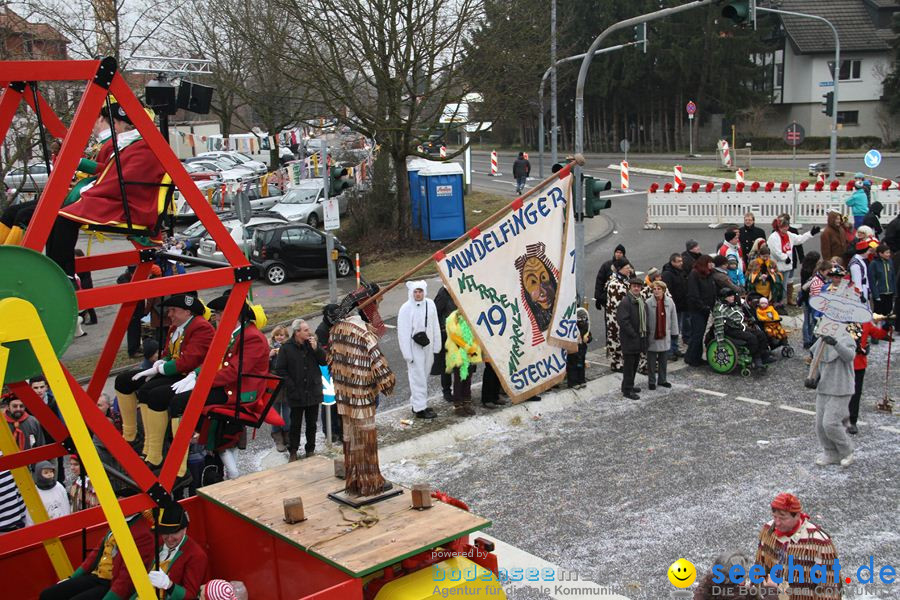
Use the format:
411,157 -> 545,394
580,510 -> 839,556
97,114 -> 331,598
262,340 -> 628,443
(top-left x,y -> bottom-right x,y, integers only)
250,223 -> 353,285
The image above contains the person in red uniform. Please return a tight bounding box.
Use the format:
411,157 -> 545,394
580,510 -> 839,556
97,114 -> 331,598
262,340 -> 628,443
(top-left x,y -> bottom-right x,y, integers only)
48,99 -> 168,277
0,107 -> 115,246
114,292 -> 213,469
845,320 -> 892,434
39,511 -> 155,600
169,290 -> 270,479
143,503 -> 208,600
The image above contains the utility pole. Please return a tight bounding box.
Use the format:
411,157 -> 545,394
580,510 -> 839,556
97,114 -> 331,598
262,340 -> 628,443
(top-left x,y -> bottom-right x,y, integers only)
574,0 -> 716,302
322,140 -> 338,303
550,0 -> 558,168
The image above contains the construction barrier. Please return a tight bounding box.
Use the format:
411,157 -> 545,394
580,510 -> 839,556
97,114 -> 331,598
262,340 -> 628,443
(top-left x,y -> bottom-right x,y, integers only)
736,169 -> 744,185
620,161 -> 630,191
355,253 -> 361,288
490,150 -> 500,176
717,139 -> 733,168
440,146 -> 446,159
645,179 -> 900,227
673,165 -> 684,188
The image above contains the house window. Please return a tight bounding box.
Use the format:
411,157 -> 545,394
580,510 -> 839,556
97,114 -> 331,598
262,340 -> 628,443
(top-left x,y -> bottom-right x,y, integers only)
837,111 -> 859,125
827,60 -> 862,81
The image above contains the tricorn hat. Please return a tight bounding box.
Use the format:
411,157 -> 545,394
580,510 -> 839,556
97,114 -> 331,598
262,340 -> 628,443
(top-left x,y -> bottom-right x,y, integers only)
155,503 -> 188,534
159,291 -> 205,316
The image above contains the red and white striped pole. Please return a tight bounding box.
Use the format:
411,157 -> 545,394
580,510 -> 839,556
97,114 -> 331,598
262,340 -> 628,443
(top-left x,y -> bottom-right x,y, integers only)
816,172 -> 826,185
490,150 -> 500,176
355,253 -> 360,288
620,161 -> 630,191
673,165 -> 684,188
736,169 -> 745,185
440,146 -> 446,159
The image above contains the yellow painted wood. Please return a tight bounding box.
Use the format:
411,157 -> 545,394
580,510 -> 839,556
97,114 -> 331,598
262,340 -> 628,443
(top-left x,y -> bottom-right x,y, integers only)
0,298 -> 156,599
0,345 -> 74,578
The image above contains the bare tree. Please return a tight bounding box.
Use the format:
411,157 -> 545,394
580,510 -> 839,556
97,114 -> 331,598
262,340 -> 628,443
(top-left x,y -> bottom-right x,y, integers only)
236,0 -> 485,239
24,0 -> 181,65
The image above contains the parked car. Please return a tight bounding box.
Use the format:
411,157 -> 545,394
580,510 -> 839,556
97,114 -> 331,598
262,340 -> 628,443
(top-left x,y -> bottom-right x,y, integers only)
807,162 -> 845,177
267,179 -> 349,227
250,222 -> 353,285
197,151 -> 267,176
196,213 -> 290,262
3,163 -> 51,192
183,157 -> 254,181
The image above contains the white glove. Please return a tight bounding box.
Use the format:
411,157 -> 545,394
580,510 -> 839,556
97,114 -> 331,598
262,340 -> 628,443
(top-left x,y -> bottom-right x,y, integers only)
154,359 -> 168,375
132,367 -> 157,382
171,371 -> 197,394
148,570 -> 172,590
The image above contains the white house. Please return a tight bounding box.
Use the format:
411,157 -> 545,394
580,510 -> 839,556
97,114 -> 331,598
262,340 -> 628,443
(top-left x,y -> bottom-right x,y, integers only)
756,0 -> 899,140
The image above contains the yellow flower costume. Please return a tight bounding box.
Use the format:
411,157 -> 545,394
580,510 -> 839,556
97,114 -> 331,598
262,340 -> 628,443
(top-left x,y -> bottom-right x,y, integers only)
444,310 -> 482,380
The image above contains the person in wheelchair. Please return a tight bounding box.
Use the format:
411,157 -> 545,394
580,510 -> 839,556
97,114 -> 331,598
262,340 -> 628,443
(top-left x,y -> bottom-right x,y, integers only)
754,296 -> 789,348
711,288 -> 772,369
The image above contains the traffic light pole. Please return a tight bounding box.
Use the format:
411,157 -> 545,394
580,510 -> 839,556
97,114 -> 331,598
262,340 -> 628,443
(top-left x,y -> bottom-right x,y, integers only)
538,41 -> 640,178
574,0 -> 716,302
756,6 -> 840,183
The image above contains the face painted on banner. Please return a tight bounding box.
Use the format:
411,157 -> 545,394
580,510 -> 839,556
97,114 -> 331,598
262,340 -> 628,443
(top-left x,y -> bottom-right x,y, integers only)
515,242 -> 559,336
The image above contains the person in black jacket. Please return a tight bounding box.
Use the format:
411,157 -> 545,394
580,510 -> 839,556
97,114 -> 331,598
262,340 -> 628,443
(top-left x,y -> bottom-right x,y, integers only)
738,212 -> 765,269
661,253 -> 687,357
432,286 -> 456,400
595,244 -> 626,309
512,152 -> 531,194
862,201 -> 884,238
884,211 -> 900,273
682,239 -> 703,273
616,278 -> 649,400
275,318 -> 327,461
684,255 -> 717,367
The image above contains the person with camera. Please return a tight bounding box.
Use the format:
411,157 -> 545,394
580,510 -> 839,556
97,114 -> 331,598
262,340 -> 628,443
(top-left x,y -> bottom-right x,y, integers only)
397,281 -> 441,419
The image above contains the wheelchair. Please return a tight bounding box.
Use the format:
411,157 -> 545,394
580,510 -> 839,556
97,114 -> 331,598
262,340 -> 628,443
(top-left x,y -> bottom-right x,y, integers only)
704,327 -> 754,377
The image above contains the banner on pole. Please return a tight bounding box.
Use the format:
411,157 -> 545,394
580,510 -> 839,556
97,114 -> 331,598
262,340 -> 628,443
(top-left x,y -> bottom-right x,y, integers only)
435,172 -> 577,402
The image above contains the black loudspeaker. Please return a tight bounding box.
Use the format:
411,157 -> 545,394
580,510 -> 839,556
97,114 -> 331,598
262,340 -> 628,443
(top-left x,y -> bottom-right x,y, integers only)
177,81 -> 214,115
144,81 -> 178,115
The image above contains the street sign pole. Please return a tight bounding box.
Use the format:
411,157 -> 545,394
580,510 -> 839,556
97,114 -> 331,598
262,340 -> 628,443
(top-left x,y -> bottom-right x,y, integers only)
792,140 -> 797,217
689,115 -> 694,156
323,140 -> 337,304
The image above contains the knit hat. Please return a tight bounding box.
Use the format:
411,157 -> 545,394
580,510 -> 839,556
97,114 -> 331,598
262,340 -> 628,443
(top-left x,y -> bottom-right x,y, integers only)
142,339 -> 159,361
685,239 -> 700,252
724,229 -> 738,242
33,460 -> 57,490
203,580 -> 237,600
771,492 -> 802,513
614,243 -> 626,256
726,256 -> 738,266
646,267 -> 660,280
758,297 -> 769,308
612,258 -> 630,271
718,287 -> 736,299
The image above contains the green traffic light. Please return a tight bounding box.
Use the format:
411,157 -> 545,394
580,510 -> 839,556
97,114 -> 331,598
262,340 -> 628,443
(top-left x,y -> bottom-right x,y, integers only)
583,175 -> 612,218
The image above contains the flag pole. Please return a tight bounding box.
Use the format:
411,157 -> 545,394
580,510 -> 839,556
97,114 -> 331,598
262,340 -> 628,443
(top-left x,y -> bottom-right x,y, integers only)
357,155 -> 584,311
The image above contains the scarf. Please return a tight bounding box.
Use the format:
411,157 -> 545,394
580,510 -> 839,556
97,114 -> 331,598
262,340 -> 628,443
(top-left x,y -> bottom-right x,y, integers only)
775,513 -> 808,538
4,412 -> 28,450
777,230 -> 791,255
654,297 -> 666,340
634,293 -> 647,337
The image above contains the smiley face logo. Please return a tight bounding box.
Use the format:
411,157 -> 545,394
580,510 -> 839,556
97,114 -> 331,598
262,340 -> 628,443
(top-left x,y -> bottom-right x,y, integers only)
667,558 -> 697,588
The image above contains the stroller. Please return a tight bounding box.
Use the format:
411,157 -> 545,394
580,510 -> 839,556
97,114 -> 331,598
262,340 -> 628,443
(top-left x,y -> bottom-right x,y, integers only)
746,292 -> 794,358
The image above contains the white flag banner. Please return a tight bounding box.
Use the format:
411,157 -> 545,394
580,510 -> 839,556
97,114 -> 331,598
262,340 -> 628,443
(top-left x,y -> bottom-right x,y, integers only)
435,170 -> 577,402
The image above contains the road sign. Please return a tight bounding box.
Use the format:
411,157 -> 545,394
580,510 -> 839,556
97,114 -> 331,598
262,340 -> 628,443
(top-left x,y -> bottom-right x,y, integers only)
864,149 -> 882,169
818,81 -> 835,87
320,365 -> 335,405
324,197 -> 340,230
686,101 -> 697,115
619,139 -> 630,153
783,122 -> 805,147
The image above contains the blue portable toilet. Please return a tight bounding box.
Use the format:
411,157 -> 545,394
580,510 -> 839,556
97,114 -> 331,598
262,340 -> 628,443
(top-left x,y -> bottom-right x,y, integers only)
419,162 -> 465,241
406,158 -> 432,231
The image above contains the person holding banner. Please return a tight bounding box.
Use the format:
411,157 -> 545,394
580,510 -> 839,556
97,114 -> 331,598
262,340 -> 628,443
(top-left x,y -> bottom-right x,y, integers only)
397,281 -> 441,419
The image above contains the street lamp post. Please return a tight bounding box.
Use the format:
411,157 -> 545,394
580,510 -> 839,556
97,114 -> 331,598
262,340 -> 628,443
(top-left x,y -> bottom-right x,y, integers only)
573,0 -> 716,302
756,6 -> 840,183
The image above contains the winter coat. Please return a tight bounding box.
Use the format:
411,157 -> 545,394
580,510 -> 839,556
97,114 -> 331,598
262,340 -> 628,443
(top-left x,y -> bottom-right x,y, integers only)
869,256 -> 896,299
594,245 -> 626,308
160,316 -> 215,377
661,262 -> 688,311
820,213 -> 847,261
844,188 -> 869,217
883,214 -> 900,252
211,323 -> 270,403
738,224 -> 766,264
712,267 -> 743,294
766,229 -> 814,272
686,268 -> 717,313
811,335 -> 856,396
682,249 -> 703,273
128,535 -> 208,600
71,515 -> 155,600
615,291 -> 649,354
862,201 -> 883,236
712,300 -> 748,339
275,336 -> 327,408
645,294 -> 679,352
512,157 -> 531,179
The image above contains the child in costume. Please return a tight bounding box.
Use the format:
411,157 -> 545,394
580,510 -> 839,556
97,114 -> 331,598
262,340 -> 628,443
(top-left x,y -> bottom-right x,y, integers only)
444,310 -> 482,416
755,297 -> 788,347
567,307 -> 592,388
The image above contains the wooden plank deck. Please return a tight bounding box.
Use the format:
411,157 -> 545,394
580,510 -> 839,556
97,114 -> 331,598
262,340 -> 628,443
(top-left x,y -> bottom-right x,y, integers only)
197,456 -> 491,577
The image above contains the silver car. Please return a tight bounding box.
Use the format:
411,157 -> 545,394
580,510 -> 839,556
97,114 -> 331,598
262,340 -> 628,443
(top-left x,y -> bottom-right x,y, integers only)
3,163 -> 51,192
196,214 -> 289,262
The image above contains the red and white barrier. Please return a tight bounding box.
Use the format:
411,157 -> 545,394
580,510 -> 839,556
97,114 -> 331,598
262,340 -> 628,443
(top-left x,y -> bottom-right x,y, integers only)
717,139 -> 733,168
673,165 -> 684,188
816,173 -> 825,185
440,146 -> 446,159
489,150 -> 501,176
620,161 -> 630,191
355,253 -> 361,288
735,169 -> 745,185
